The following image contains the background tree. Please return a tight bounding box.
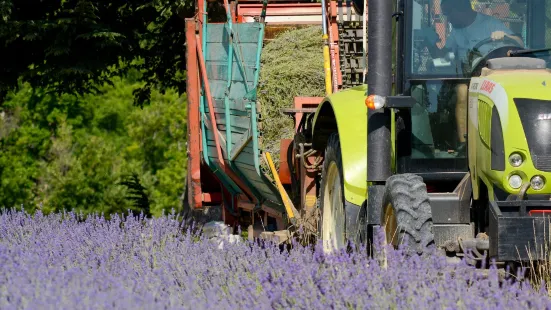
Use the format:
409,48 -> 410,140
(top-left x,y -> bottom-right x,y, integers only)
0,0 -> 199,106
0,0 -> 234,216
0,71 -> 187,217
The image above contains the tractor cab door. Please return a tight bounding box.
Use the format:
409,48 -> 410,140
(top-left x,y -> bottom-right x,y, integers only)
396,0 -> 470,183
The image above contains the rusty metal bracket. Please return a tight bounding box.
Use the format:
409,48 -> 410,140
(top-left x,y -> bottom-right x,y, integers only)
296,142 -> 323,170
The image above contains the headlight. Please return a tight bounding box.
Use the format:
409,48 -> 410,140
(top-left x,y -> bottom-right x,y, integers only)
531,175 -> 545,191
509,153 -> 523,167
509,174 -> 523,189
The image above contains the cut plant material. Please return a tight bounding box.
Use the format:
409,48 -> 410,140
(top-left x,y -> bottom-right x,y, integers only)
257,25 -> 325,172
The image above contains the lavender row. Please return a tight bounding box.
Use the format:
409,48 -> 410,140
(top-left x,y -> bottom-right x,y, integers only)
0,209 -> 550,309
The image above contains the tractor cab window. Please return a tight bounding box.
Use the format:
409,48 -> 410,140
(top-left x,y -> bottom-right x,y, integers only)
408,0 -> 539,78
399,0 -> 551,173
407,80 -> 467,159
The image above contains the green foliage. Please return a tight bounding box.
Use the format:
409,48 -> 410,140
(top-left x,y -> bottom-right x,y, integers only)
257,26 -> 325,170
0,0 -> 195,106
119,173 -> 151,217
0,73 -> 187,217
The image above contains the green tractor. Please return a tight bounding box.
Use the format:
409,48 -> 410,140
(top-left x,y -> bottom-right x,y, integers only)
312,0 -> 551,264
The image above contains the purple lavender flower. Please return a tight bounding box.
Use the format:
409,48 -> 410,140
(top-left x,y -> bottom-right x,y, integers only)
0,209 -> 550,309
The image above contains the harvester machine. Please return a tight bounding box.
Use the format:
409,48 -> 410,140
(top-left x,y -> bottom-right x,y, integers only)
186,0 -> 551,266
185,0 -> 365,240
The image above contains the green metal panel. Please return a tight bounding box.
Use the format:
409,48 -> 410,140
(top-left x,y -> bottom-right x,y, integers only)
234,142 -> 281,204
200,22 -> 283,211
469,71 -> 551,199
312,84 -> 369,206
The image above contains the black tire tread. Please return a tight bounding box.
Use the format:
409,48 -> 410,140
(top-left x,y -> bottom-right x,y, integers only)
382,173 -> 434,254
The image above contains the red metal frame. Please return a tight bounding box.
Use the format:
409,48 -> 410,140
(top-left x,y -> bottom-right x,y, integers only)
186,20 -> 204,209
237,3 -> 322,24
221,189 -> 239,227
328,0 -> 343,89
529,210 -> 551,216
279,139 -> 294,185
293,97 -> 323,214
237,3 -> 321,16
202,192 -> 222,204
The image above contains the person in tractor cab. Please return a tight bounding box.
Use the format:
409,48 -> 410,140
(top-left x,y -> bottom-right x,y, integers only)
439,0 -> 524,58
427,0 -> 524,151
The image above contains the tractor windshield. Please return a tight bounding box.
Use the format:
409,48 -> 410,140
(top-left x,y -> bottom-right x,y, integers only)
398,0 -> 551,174
408,0 -> 551,78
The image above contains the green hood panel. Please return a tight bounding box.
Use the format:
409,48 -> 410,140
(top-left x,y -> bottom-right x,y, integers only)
469,69 -> 551,197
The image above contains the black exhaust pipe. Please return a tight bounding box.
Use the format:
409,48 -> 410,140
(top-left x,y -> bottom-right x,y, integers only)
367,0 -> 392,182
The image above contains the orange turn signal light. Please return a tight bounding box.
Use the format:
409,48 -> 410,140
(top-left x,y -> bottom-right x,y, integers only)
365,94 -> 386,110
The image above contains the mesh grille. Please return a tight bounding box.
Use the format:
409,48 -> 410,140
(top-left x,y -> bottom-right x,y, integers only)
533,155 -> 551,172
514,98 -> 551,172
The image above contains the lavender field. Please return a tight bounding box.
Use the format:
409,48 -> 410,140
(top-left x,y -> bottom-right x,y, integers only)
1,210 -> 550,309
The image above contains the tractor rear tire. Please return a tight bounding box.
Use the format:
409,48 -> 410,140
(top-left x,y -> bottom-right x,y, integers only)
318,132 -> 347,253
381,173 -> 435,255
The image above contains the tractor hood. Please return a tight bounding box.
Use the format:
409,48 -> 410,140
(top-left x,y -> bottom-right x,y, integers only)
469,57 -> 551,196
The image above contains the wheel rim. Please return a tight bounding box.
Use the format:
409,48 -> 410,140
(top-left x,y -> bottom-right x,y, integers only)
322,161 -> 345,253
383,203 -> 399,247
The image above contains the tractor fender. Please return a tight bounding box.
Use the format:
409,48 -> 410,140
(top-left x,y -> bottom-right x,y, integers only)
311,85 -> 368,207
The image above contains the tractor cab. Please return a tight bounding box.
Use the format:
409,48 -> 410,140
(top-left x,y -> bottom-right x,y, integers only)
358,0 -> 551,262
395,0 -> 551,189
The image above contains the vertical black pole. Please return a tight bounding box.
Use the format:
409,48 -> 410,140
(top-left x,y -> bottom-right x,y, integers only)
367,0 -> 393,182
